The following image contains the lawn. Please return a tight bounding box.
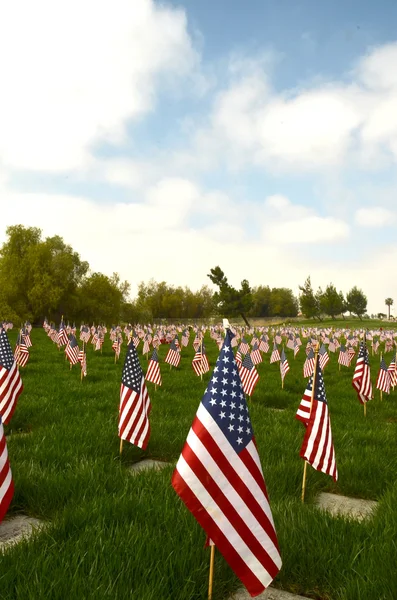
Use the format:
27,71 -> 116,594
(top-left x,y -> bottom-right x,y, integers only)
1,322 -> 397,600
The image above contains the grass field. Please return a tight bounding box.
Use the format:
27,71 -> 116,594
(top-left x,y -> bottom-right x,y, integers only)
1,323 -> 397,600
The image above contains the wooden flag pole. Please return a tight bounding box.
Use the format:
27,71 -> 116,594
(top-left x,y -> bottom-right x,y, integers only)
208,545 -> 215,600
81,341 -> 85,383
364,401 -> 367,417
301,343 -> 319,503
200,336 -> 204,382
120,438 -> 123,454
380,390 -> 383,402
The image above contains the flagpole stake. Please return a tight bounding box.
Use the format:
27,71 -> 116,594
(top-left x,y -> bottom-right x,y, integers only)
380,390 -> 383,402
120,438 -> 123,454
208,545 -> 215,600
301,461 -> 308,503
364,402 -> 367,417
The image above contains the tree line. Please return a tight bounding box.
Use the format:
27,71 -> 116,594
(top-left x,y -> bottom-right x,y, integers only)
0,225 -> 383,325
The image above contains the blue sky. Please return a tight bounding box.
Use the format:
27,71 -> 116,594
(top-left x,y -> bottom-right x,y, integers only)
1,0 -> 397,314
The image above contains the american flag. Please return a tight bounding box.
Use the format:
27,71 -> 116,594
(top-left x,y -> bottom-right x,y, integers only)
259,336 -> 269,354
80,325 -> 91,344
347,346 -> 356,365
181,329 -> 190,347
118,342 -> 151,449
142,335 -> 151,356
286,335 -> 295,351
318,344 -> 330,370
387,354 -> 396,387
376,355 -> 390,394
192,345 -> 210,377
338,345 -> 350,367
164,339 -> 181,368
239,354 -> 260,397
0,415 -> 14,523
65,335 -> 80,365
0,328 -> 23,424
14,333 -> 29,368
235,349 -> 243,368
250,343 -> 262,365
57,320 -> 69,347
21,328 -> 32,348
239,337 -> 250,355
78,348 -> 87,377
112,338 -> 121,359
352,342 -> 373,404
145,348 -> 162,386
171,329 -> 282,597
270,342 -> 280,364
296,357 -> 338,482
293,339 -> 300,358
279,348 -> 290,382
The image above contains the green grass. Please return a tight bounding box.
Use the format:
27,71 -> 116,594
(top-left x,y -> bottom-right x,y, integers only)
1,324 -> 397,600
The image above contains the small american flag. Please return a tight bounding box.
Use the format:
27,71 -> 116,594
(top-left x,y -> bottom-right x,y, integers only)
338,345 -> 350,367
318,344 -> 330,370
57,320 -> 69,347
65,335 -> 80,365
387,354 -> 396,387
14,333 -> 29,368
171,329 -> 282,597
352,342 -> 373,404
78,348 -> 87,377
0,415 -> 14,523
119,342 -> 151,449
239,337 -> 250,355
0,328 -> 23,424
296,357 -> 338,482
192,345 -> 210,377
164,339 -> 181,368
259,335 -> 269,353
145,348 -> 162,386
270,342 -> 280,364
250,342 -> 262,365
280,348 -> 290,382
239,354 -> 260,397
376,355 -> 390,394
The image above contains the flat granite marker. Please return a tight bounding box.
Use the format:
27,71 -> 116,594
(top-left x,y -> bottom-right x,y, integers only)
0,516 -> 47,551
230,587 -> 310,600
128,459 -> 171,474
316,492 -> 378,521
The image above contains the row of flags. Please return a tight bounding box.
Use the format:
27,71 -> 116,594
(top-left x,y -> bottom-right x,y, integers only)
1,320 -> 395,598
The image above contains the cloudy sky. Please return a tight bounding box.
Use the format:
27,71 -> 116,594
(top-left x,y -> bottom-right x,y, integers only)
1,0 -> 396,314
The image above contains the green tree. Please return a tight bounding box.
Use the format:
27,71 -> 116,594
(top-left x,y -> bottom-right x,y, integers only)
299,276 -> 321,320
385,298 -> 394,319
76,272 -> 130,324
319,284 -> 345,319
346,286 -> 367,320
207,266 -> 252,326
250,286 -> 272,317
0,225 -> 89,322
270,287 -> 299,317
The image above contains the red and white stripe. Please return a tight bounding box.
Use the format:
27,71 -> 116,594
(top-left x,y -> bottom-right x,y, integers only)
300,398 -> 338,481
0,362 -> 23,425
239,364 -> 259,397
172,404 -> 282,597
119,378 -> 151,449
146,360 -> 162,386
0,420 -> 14,523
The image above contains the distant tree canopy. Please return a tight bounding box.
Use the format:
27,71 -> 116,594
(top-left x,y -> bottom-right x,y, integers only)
0,228 -> 374,324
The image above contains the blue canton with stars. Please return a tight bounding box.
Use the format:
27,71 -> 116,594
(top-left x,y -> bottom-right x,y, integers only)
122,342 -> 144,393
202,330 -> 253,452
0,327 -> 15,370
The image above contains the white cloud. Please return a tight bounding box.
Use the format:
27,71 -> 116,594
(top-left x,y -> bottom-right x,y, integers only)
355,207 -> 396,227
0,0 -> 200,172
192,42 -> 397,172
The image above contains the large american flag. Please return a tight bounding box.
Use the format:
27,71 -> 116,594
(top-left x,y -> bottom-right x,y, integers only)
118,342 -> 151,449
0,415 -> 14,523
171,329 -> 282,597
352,342 -> 373,404
0,328 -> 23,425
296,357 -> 338,482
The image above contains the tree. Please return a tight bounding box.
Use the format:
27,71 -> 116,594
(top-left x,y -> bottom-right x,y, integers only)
207,266 -> 252,326
0,225 -> 89,322
319,284 -> 345,319
385,298 -> 394,319
299,276 -> 321,320
269,288 -> 299,317
75,272 -> 129,324
346,287 -> 367,320
250,286 -> 272,317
